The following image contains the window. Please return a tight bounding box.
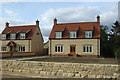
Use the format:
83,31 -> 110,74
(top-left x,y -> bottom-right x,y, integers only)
20,33 -> 26,39
37,33 -> 39,35
55,45 -> 63,52
83,45 -> 92,53
55,32 -> 62,38
10,34 -> 16,39
2,34 -> 6,40
70,31 -> 77,38
1,46 -> 7,51
85,31 -> 93,38
18,45 -> 25,52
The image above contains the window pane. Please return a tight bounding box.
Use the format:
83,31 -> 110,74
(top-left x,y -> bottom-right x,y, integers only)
55,46 -> 57,52
83,46 -> 86,52
58,46 -> 60,52
23,47 -> 25,51
61,46 -> 63,52
90,46 -> 92,52
87,46 -> 89,52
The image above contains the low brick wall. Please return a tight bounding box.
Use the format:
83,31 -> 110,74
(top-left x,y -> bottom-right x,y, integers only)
2,60 -> 119,78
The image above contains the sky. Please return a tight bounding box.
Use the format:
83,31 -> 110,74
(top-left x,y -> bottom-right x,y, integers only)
0,1 -> 119,42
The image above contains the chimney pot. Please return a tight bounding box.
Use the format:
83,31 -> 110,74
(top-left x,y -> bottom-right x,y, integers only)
54,18 -> 57,25
6,22 -> 9,28
97,15 -> 100,23
36,19 -> 39,27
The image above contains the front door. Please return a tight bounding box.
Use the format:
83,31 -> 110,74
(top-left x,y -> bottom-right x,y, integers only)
70,45 -> 76,56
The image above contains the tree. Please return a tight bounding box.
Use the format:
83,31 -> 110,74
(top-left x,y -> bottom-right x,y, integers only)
100,25 -> 113,57
110,21 -> 120,58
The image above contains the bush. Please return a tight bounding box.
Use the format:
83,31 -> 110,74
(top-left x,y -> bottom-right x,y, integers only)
114,47 -> 120,59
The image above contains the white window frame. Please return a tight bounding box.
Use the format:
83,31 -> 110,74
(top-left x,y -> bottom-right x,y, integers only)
85,31 -> 93,38
1,46 -> 7,52
70,31 -> 77,38
55,32 -> 62,38
83,45 -> 93,53
20,33 -> 26,39
10,34 -> 16,39
55,45 -> 63,53
18,45 -> 25,52
2,34 -> 6,40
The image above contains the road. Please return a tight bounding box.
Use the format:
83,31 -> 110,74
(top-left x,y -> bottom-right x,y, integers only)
2,74 -> 117,80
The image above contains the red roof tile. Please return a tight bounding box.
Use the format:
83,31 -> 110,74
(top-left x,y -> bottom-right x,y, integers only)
2,25 -> 37,40
49,22 -> 100,39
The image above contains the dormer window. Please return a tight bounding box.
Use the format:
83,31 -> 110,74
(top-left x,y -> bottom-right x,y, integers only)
20,33 -> 26,39
2,34 -> 6,40
85,31 -> 93,38
10,34 -> 16,39
70,31 -> 77,38
55,32 -> 62,38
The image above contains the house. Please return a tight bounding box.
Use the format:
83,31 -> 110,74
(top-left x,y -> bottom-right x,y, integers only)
43,41 -> 49,55
49,16 -> 100,57
0,20 -> 44,58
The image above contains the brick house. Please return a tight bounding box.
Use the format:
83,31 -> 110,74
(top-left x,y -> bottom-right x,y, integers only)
49,16 -> 100,57
0,20 -> 44,58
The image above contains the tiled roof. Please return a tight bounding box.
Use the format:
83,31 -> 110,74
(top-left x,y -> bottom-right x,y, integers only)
49,22 -> 100,39
2,25 -> 37,40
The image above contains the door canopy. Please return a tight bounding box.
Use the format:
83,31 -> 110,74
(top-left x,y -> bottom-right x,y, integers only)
7,41 -> 16,47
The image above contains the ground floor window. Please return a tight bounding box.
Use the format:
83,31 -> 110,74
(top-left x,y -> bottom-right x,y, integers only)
83,45 -> 92,53
1,46 -> 7,51
18,45 -> 25,52
55,45 -> 63,52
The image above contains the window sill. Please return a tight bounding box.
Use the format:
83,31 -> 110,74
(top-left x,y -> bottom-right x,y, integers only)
55,52 -> 63,53
83,52 -> 93,53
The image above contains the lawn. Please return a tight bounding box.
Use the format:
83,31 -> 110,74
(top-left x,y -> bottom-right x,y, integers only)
22,56 -> 119,64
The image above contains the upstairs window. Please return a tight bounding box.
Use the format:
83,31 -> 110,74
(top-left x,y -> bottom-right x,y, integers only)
55,32 -> 62,38
70,31 -> 77,38
20,33 -> 26,39
85,31 -> 93,38
2,34 -> 6,40
10,34 -> 16,39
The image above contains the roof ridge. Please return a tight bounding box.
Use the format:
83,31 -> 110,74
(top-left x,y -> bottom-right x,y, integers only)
57,22 -> 98,25
8,25 -> 36,28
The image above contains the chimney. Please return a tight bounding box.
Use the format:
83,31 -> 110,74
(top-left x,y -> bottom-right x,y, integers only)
54,18 -> 57,25
97,15 -> 100,23
36,19 -> 39,27
5,22 -> 9,28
